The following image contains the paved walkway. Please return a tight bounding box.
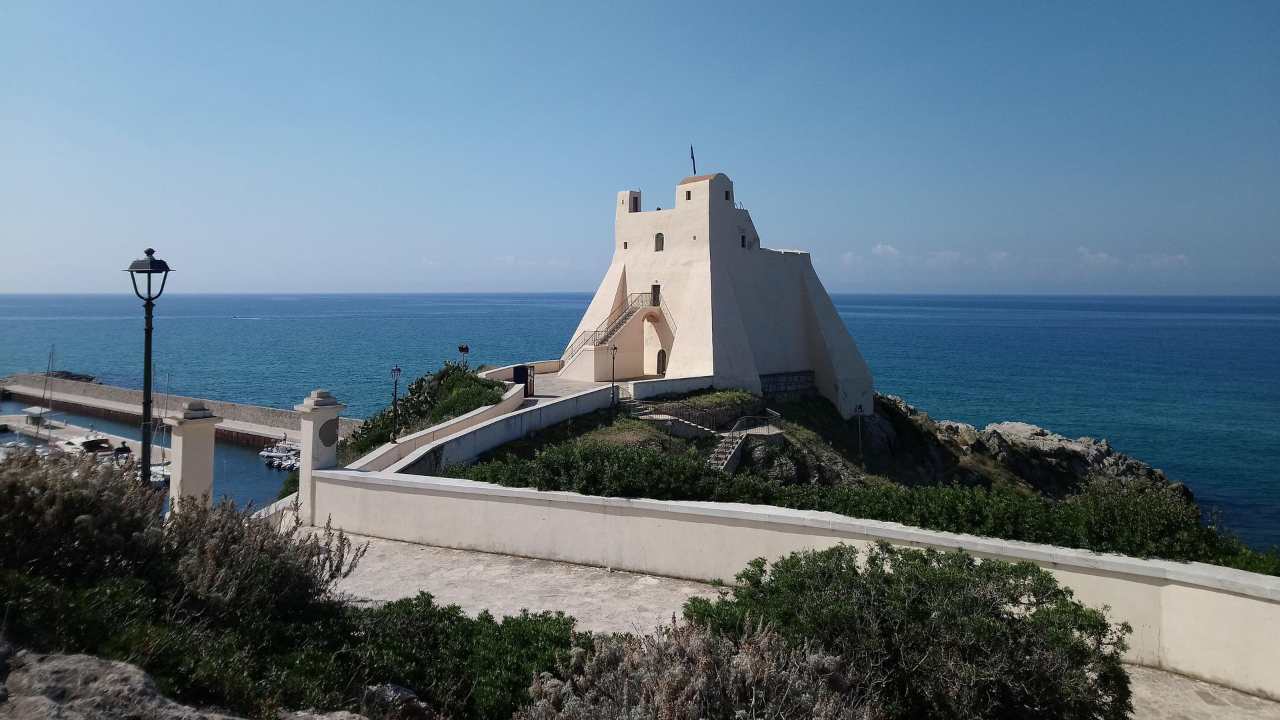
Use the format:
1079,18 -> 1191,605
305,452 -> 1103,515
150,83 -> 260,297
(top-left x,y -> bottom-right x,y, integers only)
333,533 -> 1280,720
528,374 -> 605,403
335,533 -> 715,633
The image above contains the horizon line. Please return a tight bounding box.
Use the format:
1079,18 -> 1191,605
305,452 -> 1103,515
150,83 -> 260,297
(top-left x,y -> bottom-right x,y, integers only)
2,291 -> 1280,299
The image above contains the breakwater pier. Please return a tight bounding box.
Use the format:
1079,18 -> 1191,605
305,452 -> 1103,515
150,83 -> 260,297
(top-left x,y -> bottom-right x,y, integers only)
0,414 -> 163,458
0,373 -> 360,448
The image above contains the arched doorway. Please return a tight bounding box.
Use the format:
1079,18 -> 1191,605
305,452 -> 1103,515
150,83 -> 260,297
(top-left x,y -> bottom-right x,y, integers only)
656,348 -> 667,376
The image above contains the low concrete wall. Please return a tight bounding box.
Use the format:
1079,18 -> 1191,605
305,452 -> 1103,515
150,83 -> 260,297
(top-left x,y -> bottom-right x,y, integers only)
480,359 -> 564,382
628,375 -> 716,400
308,470 -> 1280,701
348,384 -> 526,472
252,491 -> 298,528
391,385 -> 614,475
1,374 -> 361,444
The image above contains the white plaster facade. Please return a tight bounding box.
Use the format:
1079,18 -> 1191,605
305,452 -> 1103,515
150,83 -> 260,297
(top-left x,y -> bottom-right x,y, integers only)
559,173 -> 874,417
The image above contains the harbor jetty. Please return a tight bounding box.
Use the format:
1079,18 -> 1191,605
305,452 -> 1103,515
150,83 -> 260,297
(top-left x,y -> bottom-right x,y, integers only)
1,373 -> 360,447
0,413 -> 163,458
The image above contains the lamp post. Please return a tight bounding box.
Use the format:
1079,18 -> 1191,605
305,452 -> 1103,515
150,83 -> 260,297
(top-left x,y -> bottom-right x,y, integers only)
609,345 -> 618,407
124,248 -> 172,485
390,365 -> 402,443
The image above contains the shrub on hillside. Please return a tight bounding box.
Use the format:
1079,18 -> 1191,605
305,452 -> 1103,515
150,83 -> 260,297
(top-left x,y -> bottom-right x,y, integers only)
338,361 -> 504,464
684,544 -> 1132,720
517,623 -> 872,720
452,440 -> 1280,575
460,440 -> 713,499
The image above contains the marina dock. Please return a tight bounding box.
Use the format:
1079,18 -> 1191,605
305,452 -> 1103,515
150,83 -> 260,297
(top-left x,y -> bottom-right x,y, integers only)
1,374 -> 360,447
0,414 -> 164,458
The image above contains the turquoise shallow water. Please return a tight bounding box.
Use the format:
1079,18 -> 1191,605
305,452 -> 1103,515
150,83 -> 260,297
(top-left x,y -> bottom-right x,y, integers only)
1,293 -> 1277,549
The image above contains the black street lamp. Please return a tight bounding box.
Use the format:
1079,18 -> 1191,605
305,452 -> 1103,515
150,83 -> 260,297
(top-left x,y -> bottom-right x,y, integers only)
609,345 -> 618,407
390,365 -> 402,443
124,248 -> 172,485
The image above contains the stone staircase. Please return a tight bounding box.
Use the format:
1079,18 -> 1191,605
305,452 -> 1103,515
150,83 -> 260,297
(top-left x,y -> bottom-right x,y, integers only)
563,292 -> 657,363
707,432 -> 747,472
623,399 -> 752,471
621,399 -> 717,438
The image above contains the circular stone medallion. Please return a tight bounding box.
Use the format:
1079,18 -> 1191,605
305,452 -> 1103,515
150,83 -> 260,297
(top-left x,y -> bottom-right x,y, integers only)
319,418 -> 339,448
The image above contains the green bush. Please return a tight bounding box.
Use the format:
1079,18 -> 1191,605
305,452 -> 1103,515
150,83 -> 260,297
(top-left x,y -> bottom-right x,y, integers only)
0,450 -> 165,582
685,544 -> 1132,720
451,440 -> 1280,575
338,361 -> 505,464
0,450 -> 579,719
519,623 -> 870,720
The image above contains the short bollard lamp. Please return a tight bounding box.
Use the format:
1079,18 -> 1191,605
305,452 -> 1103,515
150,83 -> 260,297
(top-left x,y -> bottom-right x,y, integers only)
124,248 -> 172,485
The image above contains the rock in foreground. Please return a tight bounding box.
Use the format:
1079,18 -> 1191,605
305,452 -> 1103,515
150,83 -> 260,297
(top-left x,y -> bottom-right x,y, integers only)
0,649 -> 366,720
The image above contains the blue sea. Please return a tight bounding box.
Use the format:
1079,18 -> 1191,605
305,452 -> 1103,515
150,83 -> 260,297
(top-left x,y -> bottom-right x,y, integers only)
1,294 -> 1277,550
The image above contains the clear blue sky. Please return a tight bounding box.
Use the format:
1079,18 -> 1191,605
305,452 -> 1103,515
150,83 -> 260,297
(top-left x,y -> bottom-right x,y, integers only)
3,1 -> 1277,294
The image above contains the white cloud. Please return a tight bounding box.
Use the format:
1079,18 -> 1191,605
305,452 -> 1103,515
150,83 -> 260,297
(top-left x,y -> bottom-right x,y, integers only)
1077,246 -> 1120,269
987,250 -> 1012,269
871,243 -> 900,258
1138,253 -> 1189,270
924,250 -> 970,269
841,251 -> 858,267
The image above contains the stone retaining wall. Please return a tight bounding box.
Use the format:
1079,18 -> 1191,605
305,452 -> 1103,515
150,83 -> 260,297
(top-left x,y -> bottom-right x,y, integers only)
309,468 -> 1280,701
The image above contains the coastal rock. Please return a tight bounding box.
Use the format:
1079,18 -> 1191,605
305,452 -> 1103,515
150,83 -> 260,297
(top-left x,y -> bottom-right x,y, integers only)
861,394 -> 1173,497
0,650 -> 368,720
935,420 -> 980,451
979,421 -> 1169,496
361,684 -> 436,720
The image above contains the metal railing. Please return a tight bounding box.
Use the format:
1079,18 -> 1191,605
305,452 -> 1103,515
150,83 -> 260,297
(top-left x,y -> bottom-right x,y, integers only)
562,292 -> 656,361
649,399 -> 717,432
727,409 -> 782,434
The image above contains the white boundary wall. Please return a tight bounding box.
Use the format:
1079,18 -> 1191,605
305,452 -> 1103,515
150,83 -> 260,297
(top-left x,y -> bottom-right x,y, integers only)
480,359 -> 565,382
309,469 -> 1280,700
388,385 -> 614,475
347,384 -> 526,472
627,375 -> 716,400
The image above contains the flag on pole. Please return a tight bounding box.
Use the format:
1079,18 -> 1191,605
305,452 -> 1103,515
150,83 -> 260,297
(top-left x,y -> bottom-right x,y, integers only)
690,145 -> 696,175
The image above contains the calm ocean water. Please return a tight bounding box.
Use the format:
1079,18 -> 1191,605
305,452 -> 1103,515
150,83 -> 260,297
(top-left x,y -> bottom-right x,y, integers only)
1,293 -> 1277,549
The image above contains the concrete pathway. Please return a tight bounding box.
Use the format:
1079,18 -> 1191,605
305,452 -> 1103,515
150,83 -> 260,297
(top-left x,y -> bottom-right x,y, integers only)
527,374 -> 605,403
334,533 -> 1280,720
335,533 -> 715,634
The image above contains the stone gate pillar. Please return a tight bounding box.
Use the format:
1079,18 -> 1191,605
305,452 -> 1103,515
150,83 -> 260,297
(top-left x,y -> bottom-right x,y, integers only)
295,389 -> 344,526
165,400 -> 220,511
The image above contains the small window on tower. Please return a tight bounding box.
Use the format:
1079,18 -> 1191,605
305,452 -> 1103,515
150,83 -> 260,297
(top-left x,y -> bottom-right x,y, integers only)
725,190 -> 732,201
623,242 -> 628,249
654,233 -> 664,252
630,196 -> 639,212
685,190 -> 691,201
741,235 -> 746,248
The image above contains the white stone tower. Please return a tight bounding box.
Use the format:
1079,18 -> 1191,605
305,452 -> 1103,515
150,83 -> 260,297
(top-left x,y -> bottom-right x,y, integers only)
558,173 -> 874,418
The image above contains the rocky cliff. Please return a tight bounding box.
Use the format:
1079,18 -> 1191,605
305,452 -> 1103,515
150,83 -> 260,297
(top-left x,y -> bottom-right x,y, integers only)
859,394 -> 1182,498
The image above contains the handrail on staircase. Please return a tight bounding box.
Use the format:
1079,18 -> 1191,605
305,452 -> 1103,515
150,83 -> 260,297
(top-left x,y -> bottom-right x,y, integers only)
648,399 -> 717,433
728,409 -> 782,434
562,292 -> 658,361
